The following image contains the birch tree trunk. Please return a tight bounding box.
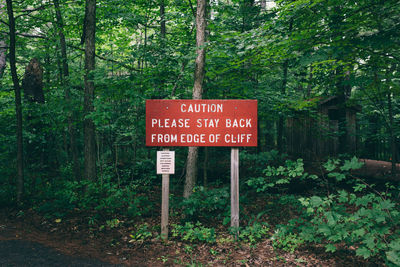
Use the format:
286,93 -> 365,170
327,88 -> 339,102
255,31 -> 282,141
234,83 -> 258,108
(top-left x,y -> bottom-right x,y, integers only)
183,0 -> 207,198
83,0 -> 97,181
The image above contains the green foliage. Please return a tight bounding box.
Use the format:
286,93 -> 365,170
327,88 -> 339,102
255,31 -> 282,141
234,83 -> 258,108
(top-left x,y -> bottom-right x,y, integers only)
176,186 -> 229,220
272,157 -> 400,264
129,223 -> 153,242
171,222 -> 216,244
246,158 -> 317,192
240,150 -> 284,178
238,220 -> 270,244
386,240 -> 400,266
35,178 -> 152,220
324,157 -> 364,182
1,1 -> 399,265
297,190 -> 400,263
271,227 -> 305,253
100,218 -> 121,231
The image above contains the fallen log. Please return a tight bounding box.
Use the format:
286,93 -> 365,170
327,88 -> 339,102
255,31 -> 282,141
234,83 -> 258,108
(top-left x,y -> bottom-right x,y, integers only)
353,159 -> 400,181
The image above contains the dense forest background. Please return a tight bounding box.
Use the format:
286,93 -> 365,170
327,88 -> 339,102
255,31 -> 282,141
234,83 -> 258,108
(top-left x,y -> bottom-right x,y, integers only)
1,0 -> 399,265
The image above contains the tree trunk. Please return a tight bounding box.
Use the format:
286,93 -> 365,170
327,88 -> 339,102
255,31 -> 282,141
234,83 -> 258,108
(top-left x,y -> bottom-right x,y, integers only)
6,0 -> 24,204
387,91 -> 397,177
54,0 -> 81,180
386,64 -> 397,178
83,0 -> 97,181
277,19 -> 292,153
183,0 -> 207,198
0,1 -> 6,81
0,34 -> 6,80
306,65 -> 313,97
160,0 -> 166,38
277,59 -> 288,152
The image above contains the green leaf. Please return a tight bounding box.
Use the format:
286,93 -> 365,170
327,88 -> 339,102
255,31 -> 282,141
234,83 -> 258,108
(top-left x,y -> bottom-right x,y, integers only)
353,228 -> 365,237
379,200 -> 395,210
355,195 -> 373,207
323,159 -> 340,172
317,225 -> 331,236
325,244 -> 337,253
375,215 -> 386,223
276,178 -> 290,184
386,250 -> 400,266
364,235 -> 376,249
310,196 -> 323,207
353,183 -> 367,192
328,172 -> 346,181
389,240 -> 400,251
356,247 -> 372,259
338,190 -> 348,203
340,157 -> 364,171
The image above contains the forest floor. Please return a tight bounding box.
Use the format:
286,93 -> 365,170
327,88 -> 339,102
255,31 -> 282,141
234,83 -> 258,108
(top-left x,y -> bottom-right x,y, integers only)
0,207 -> 380,266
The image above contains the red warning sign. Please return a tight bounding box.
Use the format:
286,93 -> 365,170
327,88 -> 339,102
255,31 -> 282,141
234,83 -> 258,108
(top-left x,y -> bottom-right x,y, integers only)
146,100 -> 257,147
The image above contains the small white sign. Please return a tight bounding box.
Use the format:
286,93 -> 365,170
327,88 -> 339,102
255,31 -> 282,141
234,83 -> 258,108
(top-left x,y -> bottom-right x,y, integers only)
157,151 -> 175,174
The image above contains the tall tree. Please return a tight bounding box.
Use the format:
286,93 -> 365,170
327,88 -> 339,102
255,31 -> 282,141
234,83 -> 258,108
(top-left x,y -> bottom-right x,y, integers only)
53,0 -> 81,180
277,18 -> 293,153
83,0 -> 97,181
0,35 -> 5,80
183,0 -> 207,198
160,0 -> 166,38
6,0 -> 24,203
0,36 -> 5,80
0,0 -> 5,79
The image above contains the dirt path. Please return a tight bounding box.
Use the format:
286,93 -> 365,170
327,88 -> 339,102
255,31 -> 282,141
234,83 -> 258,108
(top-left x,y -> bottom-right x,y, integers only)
0,239 -> 118,266
0,208 -> 377,266
0,215 -> 124,266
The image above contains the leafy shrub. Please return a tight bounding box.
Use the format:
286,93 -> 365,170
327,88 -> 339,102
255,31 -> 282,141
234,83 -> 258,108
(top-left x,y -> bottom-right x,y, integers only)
239,220 -> 270,244
240,150 -> 285,178
130,223 -> 153,242
99,218 -> 121,230
177,186 -> 229,220
171,222 -> 216,243
271,157 -> 400,265
297,190 -> 400,265
271,225 -> 305,253
323,156 -> 364,182
35,178 -> 152,219
246,158 -> 317,192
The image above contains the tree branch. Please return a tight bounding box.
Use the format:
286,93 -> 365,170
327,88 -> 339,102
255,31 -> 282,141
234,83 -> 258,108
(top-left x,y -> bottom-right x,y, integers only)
187,0 -> 196,18
1,25 -> 140,72
0,30 -> 47,39
17,32 -> 47,39
26,13 -> 54,24
0,19 -> 9,26
15,4 -> 51,19
68,44 -> 140,72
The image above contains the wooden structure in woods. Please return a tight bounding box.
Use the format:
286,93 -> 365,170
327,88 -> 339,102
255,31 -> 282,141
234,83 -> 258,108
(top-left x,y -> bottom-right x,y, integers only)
286,96 -> 360,160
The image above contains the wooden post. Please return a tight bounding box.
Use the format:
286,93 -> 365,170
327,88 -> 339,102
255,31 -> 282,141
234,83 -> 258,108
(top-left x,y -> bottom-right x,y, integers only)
231,148 -> 239,230
161,148 -> 170,240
